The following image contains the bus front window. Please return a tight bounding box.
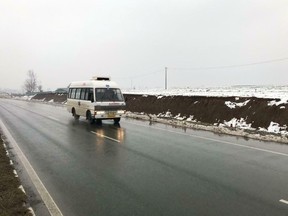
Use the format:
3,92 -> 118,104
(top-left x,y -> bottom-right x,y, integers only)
95,88 -> 124,102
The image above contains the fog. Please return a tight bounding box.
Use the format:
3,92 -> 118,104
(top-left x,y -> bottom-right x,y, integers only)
1,0 -> 288,91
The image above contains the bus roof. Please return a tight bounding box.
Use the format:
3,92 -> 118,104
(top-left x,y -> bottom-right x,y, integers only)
68,79 -> 119,88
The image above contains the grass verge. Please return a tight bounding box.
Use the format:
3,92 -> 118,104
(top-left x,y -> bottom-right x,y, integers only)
0,134 -> 32,216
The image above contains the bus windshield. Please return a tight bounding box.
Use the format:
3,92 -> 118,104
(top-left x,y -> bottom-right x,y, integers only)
95,88 -> 124,102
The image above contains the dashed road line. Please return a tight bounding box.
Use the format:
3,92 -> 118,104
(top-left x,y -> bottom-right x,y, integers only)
279,199 -> 288,205
0,119 -> 63,216
48,116 -> 61,122
91,131 -> 120,143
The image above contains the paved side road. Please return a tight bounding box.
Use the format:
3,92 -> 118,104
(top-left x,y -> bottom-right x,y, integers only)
0,99 -> 288,216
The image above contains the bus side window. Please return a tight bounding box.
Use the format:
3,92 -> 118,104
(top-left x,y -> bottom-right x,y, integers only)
84,88 -> 89,100
87,88 -> 94,102
95,89 -> 104,101
71,88 -> 76,99
75,88 -> 81,99
68,89 -> 72,98
80,88 -> 86,100
115,89 -> 124,101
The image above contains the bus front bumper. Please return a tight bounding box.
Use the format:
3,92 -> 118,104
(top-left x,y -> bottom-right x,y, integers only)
93,110 -> 125,119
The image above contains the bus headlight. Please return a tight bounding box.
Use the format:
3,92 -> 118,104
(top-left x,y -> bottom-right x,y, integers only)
95,111 -> 105,115
117,110 -> 125,114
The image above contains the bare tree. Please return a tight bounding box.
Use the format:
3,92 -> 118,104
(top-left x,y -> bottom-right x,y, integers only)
24,70 -> 37,93
38,84 -> 43,92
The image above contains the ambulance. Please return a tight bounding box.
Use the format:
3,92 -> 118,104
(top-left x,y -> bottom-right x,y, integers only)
67,76 -> 126,123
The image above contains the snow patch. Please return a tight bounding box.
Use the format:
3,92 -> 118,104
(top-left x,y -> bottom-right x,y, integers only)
222,118 -> 252,129
267,122 -> 288,134
225,100 -> 250,109
157,111 -> 173,118
174,113 -> 185,120
186,115 -> 196,122
267,98 -> 288,106
21,95 -> 36,100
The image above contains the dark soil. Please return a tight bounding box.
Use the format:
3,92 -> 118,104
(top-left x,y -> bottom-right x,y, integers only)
0,135 -> 31,216
32,92 -> 67,103
124,94 -> 288,129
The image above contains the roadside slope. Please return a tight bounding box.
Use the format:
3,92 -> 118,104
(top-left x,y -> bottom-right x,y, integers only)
125,94 -> 288,131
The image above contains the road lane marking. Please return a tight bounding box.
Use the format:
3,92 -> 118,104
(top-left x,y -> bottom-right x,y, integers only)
0,119 -> 63,216
91,131 -> 120,143
280,199 -> 288,205
48,116 -> 60,122
125,121 -> 288,158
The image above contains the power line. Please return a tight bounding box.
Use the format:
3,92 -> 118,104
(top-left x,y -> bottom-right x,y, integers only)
130,69 -> 163,79
170,57 -> 288,71
115,69 -> 163,80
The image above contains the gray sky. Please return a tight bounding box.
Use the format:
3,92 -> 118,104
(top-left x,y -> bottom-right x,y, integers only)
1,0 -> 288,91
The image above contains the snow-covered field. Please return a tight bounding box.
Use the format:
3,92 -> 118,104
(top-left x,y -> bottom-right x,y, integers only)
123,85 -> 288,99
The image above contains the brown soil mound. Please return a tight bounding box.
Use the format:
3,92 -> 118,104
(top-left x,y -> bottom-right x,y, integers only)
32,92 -> 67,103
124,94 -> 288,130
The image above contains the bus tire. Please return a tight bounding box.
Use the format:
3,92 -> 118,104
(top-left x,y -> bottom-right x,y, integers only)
87,111 -> 94,124
95,119 -> 102,125
114,118 -> 120,124
72,108 -> 80,120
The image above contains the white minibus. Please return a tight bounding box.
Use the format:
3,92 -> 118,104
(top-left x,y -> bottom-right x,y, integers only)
67,76 -> 126,123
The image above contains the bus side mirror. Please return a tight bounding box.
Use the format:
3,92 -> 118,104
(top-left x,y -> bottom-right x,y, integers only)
125,97 -> 128,102
91,98 -> 94,103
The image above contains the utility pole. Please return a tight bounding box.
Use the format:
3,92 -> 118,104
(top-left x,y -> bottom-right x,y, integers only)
130,78 -> 133,89
165,67 -> 168,90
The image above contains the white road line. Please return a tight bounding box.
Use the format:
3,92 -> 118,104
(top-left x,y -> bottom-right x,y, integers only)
125,121 -> 288,158
279,199 -> 288,205
48,116 -> 60,122
0,119 -> 63,216
91,131 -> 120,143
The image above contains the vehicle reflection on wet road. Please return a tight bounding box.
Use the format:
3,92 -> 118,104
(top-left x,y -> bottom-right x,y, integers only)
0,99 -> 287,216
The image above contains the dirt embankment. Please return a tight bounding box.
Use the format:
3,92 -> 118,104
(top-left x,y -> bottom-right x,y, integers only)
124,94 -> 288,130
32,92 -> 67,103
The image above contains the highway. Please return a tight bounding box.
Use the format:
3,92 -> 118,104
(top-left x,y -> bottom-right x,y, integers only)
0,98 -> 288,216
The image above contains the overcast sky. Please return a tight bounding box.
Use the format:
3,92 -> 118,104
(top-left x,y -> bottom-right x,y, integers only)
1,0 -> 288,91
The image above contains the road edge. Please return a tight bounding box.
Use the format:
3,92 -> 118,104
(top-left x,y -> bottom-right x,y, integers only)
0,119 -> 63,216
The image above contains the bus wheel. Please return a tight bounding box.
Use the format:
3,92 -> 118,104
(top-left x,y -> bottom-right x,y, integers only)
87,111 -> 94,124
72,108 -> 80,120
114,118 -> 120,124
95,119 -> 102,125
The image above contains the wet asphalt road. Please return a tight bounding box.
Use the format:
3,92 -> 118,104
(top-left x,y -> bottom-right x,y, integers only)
0,99 -> 288,216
